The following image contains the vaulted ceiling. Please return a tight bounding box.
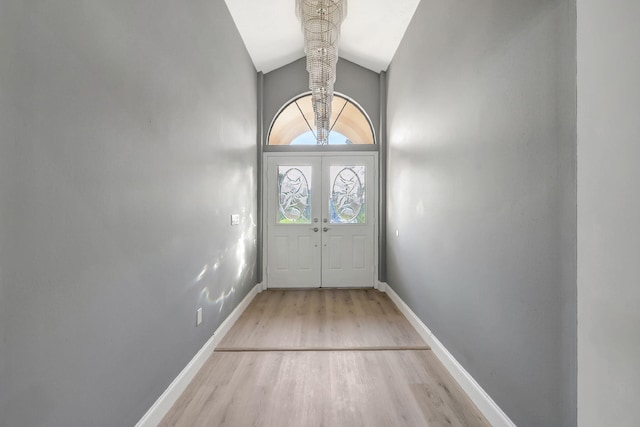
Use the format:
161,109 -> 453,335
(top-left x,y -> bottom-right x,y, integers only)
224,0 -> 421,74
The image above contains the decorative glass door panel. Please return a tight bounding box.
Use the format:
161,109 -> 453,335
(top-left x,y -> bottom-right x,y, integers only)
278,166 -> 312,224
329,165 -> 366,224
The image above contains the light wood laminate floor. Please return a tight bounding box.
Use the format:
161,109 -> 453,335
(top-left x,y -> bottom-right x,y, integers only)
217,289 -> 428,350
160,289 -> 489,427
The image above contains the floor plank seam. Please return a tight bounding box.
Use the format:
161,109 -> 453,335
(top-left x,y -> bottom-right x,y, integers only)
215,346 -> 431,352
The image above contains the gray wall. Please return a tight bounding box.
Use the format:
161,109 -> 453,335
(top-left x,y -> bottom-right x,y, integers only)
386,0 -> 576,426
577,1 -> 640,425
0,1 -> 257,426
263,57 -> 381,144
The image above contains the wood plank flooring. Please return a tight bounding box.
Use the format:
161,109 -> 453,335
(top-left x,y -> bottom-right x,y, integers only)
160,289 -> 489,427
217,289 -> 428,350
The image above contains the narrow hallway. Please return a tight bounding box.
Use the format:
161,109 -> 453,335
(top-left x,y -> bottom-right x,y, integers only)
160,290 -> 489,426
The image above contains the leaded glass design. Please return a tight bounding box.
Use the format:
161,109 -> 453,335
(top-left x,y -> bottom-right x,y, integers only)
329,165 -> 365,224
278,166 -> 312,224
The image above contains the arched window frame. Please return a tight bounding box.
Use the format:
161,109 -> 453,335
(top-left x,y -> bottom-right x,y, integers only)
265,91 -> 378,152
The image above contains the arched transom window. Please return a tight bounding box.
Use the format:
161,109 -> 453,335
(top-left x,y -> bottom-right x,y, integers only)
268,93 -> 375,146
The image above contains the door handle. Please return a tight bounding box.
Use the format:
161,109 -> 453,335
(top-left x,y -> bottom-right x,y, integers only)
311,227 -> 319,232
323,227 -> 330,232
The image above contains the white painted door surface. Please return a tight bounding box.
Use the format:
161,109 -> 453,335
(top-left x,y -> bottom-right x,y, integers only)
266,156 -> 322,288
266,154 -> 376,288
321,156 -> 374,287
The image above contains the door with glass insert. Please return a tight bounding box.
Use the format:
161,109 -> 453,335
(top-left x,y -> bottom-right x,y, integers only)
321,156 -> 374,287
266,157 -> 322,288
266,155 -> 375,288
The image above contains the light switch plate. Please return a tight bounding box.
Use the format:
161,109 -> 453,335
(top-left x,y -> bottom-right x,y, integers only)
231,214 -> 240,225
196,308 -> 203,326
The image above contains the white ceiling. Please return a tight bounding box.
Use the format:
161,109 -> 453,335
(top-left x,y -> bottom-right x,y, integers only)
224,0 -> 421,74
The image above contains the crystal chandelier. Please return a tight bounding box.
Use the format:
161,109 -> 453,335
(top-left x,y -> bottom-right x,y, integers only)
296,0 -> 347,144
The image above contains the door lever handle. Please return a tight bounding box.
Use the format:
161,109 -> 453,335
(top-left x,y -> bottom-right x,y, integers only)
323,227 -> 330,232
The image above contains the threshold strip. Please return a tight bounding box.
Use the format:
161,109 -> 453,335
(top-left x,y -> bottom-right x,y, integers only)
215,345 -> 431,353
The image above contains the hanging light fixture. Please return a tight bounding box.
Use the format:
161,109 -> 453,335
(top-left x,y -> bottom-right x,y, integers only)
296,0 -> 347,144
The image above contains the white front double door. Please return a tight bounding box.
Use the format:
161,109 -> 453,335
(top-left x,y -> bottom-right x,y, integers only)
265,153 -> 377,288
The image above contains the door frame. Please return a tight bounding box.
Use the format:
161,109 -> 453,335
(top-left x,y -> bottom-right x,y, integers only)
262,151 -> 379,289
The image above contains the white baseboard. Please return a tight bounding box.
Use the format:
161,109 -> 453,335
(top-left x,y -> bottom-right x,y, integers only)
375,281 -> 387,292
136,283 -> 263,427
383,283 -> 516,427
